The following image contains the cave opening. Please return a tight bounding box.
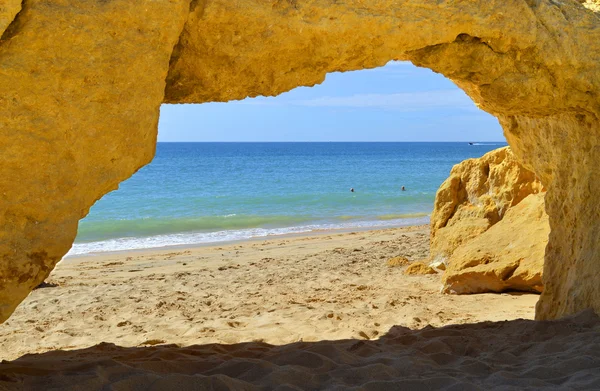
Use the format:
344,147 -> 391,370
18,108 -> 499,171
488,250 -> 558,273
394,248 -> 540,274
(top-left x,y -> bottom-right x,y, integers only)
2,62 -> 549,363
1,1 -> 599,386
4,0 -> 596,331
71,61 -> 507,256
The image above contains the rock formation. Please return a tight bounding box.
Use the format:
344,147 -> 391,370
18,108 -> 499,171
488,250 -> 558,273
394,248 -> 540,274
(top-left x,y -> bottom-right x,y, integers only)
387,256 -> 410,268
404,262 -> 437,276
431,147 -> 549,294
442,193 -> 549,294
430,147 -> 544,263
0,0 -> 192,322
0,0 -> 20,35
1,0 -> 599,322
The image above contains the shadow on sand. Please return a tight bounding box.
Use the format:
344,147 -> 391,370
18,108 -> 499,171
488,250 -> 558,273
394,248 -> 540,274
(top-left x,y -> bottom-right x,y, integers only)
1,310 -> 599,391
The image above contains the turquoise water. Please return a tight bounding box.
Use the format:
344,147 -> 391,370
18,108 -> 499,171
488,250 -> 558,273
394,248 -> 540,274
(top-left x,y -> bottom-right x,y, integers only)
69,142 -> 506,255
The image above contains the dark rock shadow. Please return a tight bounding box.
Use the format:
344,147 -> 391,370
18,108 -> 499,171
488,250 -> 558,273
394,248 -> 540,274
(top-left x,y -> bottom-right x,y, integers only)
32,282 -> 58,290
1,310 -> 599,391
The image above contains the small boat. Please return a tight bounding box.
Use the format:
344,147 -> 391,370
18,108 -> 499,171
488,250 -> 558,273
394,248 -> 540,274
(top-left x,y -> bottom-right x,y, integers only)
468,142 -> 474,145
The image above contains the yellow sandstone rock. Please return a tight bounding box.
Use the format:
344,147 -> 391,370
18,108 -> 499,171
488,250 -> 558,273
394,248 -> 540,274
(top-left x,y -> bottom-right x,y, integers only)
0,0 -> 599,322
0,0 -> 20,37
442,193 -> 549,294
404,262 -> 437,276
0,0 -> 191,322
432,148 -> 550,294
581,0 -> 600,12
387,256 -> 410,268
430,147 -> 544,263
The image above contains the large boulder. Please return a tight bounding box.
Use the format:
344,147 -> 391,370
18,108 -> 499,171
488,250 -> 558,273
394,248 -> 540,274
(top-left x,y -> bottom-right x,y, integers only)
430,147 -> 544,263
442,193 -> 549,294
431,147 -> 549,294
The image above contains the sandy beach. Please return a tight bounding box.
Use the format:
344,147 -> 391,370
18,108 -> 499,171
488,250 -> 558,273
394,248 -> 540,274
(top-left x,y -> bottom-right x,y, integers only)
1,225 -> 598,390
0,225 -> 537,359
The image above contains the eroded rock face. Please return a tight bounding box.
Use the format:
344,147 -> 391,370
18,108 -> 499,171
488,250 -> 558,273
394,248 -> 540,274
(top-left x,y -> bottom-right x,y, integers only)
505,115 -> 600,319
431,147 -> 549,294
442,193 -> 549,294
404,262 -> 436,276
0,0 -> 20,37
0,0 -> 191,322
430,147 -> 544,263
1,0 -> 599,322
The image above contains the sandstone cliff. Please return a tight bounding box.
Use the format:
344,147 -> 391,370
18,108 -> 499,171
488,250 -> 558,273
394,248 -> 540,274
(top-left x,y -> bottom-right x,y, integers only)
0,0 -> 20,36
442,193 -> 549,294
1,0 -> 599,322
431,147 -> 544,263
431,147 -> 548,294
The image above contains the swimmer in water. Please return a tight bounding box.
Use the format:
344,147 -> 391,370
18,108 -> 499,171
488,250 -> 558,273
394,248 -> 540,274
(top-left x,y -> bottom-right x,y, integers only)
350,188 -> 354,193
401,186 -> 406,191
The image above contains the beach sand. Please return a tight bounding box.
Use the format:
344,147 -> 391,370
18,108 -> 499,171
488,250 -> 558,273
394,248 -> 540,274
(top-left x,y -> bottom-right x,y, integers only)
1,225 -> 599,390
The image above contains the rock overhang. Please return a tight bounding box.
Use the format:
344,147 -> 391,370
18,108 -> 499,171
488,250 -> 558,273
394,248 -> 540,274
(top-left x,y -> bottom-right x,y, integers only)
0,0 -> 599,322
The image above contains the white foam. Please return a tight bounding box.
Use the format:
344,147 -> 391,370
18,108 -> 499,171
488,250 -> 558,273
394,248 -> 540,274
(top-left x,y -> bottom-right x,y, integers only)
66,216 -> 430,257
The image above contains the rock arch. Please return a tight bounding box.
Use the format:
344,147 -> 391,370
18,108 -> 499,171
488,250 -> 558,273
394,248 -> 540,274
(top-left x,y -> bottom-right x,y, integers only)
0,0 -> 599,322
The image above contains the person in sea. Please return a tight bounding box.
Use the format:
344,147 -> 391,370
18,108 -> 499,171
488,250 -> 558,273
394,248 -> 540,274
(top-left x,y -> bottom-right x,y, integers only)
401,186 -> 406,191
350,188 -> 354,192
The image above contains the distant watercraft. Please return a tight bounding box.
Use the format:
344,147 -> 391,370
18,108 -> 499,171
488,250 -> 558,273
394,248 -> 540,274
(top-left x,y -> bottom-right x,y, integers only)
468,142 -> 474,145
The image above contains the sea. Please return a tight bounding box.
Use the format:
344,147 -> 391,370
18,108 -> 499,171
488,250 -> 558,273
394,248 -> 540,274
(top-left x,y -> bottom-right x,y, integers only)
68,142 -> 506,256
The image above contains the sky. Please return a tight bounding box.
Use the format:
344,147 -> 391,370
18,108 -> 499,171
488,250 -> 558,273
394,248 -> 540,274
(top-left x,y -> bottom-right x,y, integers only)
158,61 -> 505,142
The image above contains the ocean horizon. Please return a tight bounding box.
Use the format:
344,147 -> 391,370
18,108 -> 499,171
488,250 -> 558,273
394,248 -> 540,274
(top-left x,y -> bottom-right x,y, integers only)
68,142 -> 506,256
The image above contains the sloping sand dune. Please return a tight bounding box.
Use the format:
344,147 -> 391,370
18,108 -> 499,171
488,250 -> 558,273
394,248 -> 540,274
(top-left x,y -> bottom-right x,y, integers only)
1,310 -> 598,390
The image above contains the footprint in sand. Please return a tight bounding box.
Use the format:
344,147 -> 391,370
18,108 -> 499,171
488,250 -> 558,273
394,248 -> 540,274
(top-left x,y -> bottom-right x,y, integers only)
358,330 -> 379,340
227,321 -> 246,328
324,312 -> 343,321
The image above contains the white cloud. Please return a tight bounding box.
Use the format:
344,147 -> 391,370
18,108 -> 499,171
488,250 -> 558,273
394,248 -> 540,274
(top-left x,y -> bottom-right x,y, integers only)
288,90 -> 478,112
229,86 -> 480,113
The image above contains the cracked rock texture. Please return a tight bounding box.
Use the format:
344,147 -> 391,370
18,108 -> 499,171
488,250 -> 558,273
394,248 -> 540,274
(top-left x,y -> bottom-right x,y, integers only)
0,0 -> 599,322
442,193 -> 549,294
0,0 -> 20,37
0,0 -> 191,322
431,147 -> 549,294
430,147 -> 545,263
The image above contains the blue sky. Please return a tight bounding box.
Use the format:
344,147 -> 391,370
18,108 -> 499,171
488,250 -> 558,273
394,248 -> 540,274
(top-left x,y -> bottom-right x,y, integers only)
158,61 -> 504,142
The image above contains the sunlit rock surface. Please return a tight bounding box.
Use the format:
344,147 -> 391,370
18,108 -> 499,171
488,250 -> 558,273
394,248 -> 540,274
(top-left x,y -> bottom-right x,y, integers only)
0,0 -> 599,322
0,0 -> 20,36
442,193 -> 549,294
581,0 -> 600,12
430,147 -> 544,263
431,147 -> 548,294
0,0 -> 191,322
404,262 -> 437,276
